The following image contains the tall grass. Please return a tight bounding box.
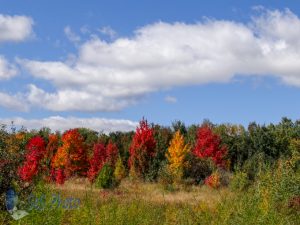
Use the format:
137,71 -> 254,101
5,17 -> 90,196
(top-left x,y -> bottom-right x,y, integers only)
1,158 -> 299,225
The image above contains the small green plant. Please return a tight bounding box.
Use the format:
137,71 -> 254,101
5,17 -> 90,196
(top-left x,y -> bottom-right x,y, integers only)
114,156 -> 126,182
95,164 -> 115,189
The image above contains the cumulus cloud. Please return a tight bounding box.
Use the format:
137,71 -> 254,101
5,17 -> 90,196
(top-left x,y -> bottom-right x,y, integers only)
0,14 -> 33,42
18,9 -> 300,112
0,92 -> 28,111
0,56 -> 18,79
165,95 -> 177,104
0,116 -> 138,133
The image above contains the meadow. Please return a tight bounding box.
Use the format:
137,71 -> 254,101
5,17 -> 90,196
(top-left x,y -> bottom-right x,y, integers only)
0,118 -> 299,224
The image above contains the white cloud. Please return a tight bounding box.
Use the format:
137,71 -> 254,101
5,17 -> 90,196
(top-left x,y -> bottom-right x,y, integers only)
0,92 -> 28,111
165,95 -> 177,104
0,116 -> 138,133
18,9 -> 300,112
26,84 -> 137,111
0,56 -> 18,79
64,26 -> 81,44
0,14 -> 33,42
98,26 -> 117,39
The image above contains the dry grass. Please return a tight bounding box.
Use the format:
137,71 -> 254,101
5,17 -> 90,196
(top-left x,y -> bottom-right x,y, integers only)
49,177 -> 231,208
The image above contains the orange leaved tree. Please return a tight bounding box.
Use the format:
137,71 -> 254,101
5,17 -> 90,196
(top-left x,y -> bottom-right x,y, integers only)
51,129 -> 88,184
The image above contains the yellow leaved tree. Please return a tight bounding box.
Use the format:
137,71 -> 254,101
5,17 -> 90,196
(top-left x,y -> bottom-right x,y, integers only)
166,131 -> 190,182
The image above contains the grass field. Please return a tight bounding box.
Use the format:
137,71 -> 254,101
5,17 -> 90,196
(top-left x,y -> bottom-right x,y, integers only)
0,178 -> 231,225
1,166 -> 299,225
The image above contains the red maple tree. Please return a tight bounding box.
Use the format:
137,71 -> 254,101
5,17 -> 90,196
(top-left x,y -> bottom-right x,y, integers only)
87,141 -> 119,182
128,118 -> 156,177
87,143 -> 107,182
106,141 -> 118,167
193,126 -> 227,168
18,136 -> 46,182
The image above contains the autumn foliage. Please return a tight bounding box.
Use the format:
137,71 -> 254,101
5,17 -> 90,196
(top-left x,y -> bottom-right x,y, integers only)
166,131 -> 190,181
18,136 -> 46,182
193,126 -> 228,168
106,141 -> 118,167
87,141 -> 118,182
44,134 -> 59,182
51,129 -> 88,184
87,143 -> 106,182
129,118 -> 156,178
204,171 -> 221,188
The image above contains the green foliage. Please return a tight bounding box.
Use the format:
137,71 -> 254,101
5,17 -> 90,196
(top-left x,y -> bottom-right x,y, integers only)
145,125 -> 172,182
95,164 -> 115,189
171,120 -> 187,135
242,152 -> 272,181
216,159 -> 300,225
114,156 -> 126,182
230,171 -> 250,191
157,163 -> 174,191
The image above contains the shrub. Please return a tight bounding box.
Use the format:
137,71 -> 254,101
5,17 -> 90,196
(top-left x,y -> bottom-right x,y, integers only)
114,156 -> 126,182
204,168 -> 230,188
95,164 -> 115,189
204,171 -> 220,189
242,152 -> 271,181
184,154 -> 214,184
230,171 -> 250,191
158,163 -> 174,191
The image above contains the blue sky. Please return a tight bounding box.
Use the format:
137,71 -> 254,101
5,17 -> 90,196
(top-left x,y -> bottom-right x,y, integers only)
0,0 -> 300,132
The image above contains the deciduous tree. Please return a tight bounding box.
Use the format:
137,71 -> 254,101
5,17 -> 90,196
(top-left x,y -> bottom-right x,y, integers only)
166,131 -> 190,182
129,118 -> 156,178
194,125 -> 228,168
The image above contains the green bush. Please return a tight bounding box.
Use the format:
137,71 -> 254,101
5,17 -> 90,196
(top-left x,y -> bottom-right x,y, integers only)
242,152 -> 272,181
114,156 -> 127,182
157,163 -> 174,191
230,171 -> 250,191
95,164 -> 115,189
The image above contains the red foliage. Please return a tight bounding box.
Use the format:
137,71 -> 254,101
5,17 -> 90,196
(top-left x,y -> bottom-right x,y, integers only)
64,129 -> 88,175
106,141 -> 118,166
128,118 -> 156,176
87,141 -> 119,182
204,172 -> 220,188
43,134 -> 59,182
18,136 -> 46,182
193,126 -> 227,168
46,134 -> 59,160
87,143 -> 107,182
55,168 -> 65,185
